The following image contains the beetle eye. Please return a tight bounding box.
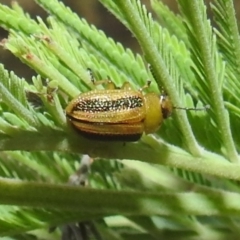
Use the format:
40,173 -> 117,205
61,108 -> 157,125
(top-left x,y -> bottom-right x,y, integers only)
160,94 -> 173,119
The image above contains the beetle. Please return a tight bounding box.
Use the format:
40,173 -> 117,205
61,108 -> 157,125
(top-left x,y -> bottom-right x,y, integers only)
66,72 -> 173,141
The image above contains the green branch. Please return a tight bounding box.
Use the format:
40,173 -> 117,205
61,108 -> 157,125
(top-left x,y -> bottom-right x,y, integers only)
179,0 -> 238,163
1,177 -> 240,217
1,130 -> 240,181
114,0 -> 202,156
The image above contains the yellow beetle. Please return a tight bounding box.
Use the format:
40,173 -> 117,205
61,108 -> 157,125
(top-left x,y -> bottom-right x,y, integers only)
66,78 -> 172,141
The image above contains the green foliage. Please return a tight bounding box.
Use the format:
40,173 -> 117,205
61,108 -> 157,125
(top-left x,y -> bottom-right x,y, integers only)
0,0 -> 239,239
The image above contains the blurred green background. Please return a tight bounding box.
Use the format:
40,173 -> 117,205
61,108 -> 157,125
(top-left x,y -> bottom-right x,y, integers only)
0,0 -> 239,79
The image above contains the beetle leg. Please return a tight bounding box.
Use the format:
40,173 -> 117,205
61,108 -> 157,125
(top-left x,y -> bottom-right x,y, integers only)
121,82 -> 132,90
87,68 -> 116,89
87,67 -> 95,84
105,76 -> 116,89
139,80 -> 151,92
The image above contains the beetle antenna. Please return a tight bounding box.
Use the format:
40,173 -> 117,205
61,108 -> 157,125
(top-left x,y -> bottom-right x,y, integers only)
174,105 -> 210,111
148,64 -> 209,114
